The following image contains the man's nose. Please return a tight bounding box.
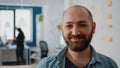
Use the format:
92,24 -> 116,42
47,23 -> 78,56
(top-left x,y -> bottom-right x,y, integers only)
71,26 -> 80,35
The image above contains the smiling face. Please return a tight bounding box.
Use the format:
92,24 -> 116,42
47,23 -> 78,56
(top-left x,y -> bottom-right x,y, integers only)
61,6 -> 96,52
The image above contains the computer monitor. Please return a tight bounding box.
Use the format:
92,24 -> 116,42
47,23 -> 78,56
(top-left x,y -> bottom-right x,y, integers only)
0,35 -> 7,47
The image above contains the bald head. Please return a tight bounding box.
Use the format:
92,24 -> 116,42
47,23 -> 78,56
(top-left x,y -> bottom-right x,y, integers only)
62,5 -> 93,23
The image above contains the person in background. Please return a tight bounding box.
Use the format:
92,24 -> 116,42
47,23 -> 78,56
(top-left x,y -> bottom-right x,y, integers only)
0,36 -> 2,47
15,28 -> 25,65
37,5 -> 118,68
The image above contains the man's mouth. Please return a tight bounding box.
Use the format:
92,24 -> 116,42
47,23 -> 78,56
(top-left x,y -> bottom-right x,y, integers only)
70,37 -> 83,42
69,35 -> 85,42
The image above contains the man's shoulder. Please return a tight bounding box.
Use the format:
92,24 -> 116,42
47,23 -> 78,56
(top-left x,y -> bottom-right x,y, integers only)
98,53 -> 115,61
96,52 -> 118,67
37,54 -> 58,68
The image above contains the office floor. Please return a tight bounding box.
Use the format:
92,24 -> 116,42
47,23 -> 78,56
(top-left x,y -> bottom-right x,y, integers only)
0,64 -> 36,68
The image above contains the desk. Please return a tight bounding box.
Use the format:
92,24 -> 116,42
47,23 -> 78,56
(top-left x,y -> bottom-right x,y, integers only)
0,47 -> 30,65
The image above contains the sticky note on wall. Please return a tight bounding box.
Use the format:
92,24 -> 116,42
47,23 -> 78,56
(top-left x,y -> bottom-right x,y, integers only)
106,13 -> 112,19
107,0 -> 112,7
107,36 -> 112,42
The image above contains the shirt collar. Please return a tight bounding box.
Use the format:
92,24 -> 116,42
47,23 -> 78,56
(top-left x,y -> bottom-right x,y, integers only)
89,46 -> 102,64
56,46 -> 67,61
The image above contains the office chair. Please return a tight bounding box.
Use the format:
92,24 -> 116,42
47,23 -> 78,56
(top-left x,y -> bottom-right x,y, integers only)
39,40 -> 48,59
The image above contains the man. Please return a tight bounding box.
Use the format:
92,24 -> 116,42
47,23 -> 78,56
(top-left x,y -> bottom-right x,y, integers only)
37,5 -> 118,68
15,28 -> 25,65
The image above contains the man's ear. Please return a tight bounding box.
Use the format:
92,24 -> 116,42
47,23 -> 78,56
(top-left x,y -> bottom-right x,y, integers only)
92,22 -> 96,34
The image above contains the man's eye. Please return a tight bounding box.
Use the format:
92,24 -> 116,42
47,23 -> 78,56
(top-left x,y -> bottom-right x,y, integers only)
65,25 -> 72,28
79,24 -> 88,27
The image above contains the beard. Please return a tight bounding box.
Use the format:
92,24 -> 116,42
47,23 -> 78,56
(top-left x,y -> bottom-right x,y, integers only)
63,31 -> 93,52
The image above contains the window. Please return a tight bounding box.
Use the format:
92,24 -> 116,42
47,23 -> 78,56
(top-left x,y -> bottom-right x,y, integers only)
0,9 -> 32,41
0,10 -> 14,40
15,9 -> 32,41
